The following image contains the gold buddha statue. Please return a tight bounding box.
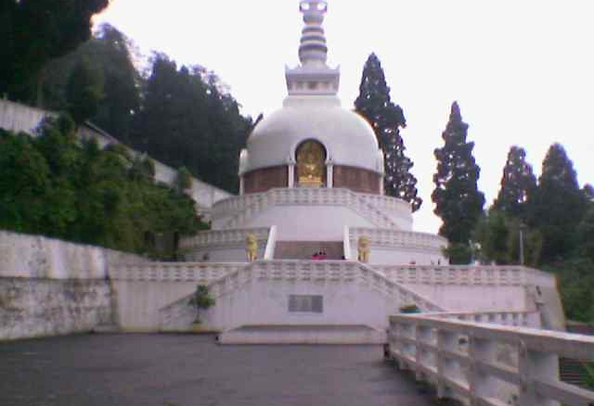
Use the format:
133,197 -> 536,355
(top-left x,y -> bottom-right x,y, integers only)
296,141 -> 325,187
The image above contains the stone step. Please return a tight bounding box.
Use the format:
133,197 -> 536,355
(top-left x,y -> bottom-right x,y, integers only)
274,241 -> 344,260
218,324 -> 386,345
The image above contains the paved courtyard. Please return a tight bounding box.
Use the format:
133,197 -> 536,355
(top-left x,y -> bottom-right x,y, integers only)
0,334 -> 438,406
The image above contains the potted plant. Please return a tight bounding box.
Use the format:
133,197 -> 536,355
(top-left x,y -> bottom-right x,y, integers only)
188,284 -> 215,325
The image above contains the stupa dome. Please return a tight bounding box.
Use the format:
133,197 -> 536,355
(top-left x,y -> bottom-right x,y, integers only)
243,96 -> 382,174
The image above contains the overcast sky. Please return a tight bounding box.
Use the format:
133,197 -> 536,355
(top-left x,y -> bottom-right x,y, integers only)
95,0 -> 594,234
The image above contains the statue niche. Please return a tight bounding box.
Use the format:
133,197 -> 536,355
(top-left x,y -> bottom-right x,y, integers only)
296,140 -> 326,188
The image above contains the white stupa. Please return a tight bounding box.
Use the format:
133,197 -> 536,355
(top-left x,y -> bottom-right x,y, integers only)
182,0 -> 447,265
120,1 -> 563,346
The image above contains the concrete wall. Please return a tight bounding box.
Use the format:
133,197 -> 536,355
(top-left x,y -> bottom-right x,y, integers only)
0,230 -> 146,279
0,278 -> 112,340
0,99 -> 233,214
113,274 -> 403,335
0,231 -> 147,340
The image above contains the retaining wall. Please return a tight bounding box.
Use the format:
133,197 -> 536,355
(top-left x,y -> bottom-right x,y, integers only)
0,231 -> 146,340
0,278 -> 112,340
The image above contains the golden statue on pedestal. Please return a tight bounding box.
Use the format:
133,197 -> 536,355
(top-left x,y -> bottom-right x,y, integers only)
296,141 -> 325,187
246,233 -> 258,262
358,236 -> 370,263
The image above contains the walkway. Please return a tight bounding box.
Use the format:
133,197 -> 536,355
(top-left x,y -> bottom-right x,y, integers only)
0,334 -> 438,406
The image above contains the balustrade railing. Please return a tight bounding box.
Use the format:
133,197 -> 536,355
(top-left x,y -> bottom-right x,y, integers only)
205,260 -> 444,313
387,314 -> 594,406
217,188 -> 406,230
373,264 -> 556,288
349,227 -> 447,251
179,227 -> 271,250
109,262 -> 245,282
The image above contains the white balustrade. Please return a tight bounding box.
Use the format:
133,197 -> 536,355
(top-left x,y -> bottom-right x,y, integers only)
179,227 -> 271,250
215,188 -> 408,230
373,265 -> 556,288
109,262 -> 245,282
204,260 -> 444,312
387,314 -> 594,406
349,227 -> 448,251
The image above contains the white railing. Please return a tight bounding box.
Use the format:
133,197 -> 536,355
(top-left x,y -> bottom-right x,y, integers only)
387,314 -> 594,406
109,262 -> 245,282
179,227 -> 271,250
210,193 -> 263,220
373,265 -> 557,288
430,310 -> 541,328
349,227 -> 448,251
217,188 -> 406,230
357,193 -> 412,214
206,260 -> 444,313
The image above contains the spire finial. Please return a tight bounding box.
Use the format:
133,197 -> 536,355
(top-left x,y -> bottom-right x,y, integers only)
285,0 -> 339,97
298,1 -> 329,66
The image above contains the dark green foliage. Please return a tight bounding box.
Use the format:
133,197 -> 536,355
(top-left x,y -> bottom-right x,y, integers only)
21,24 -> 249,194
355,53 -> 421,211
576,207 -> 594,262
473,209 -> 542,266
66,60 -> 104,125
585,363 -> 594,389
42,24 -> 142,141
432,102 -> 485,263
130,55 -> 252,193
188,284 -> 215,324
176,167 -> 193,191
0,117 -> 207,257
492,146 -> 536,221
529,144 -> 588,263
0,0 -> 109,103
545,259 -> 594,324
442,243 -> 473,265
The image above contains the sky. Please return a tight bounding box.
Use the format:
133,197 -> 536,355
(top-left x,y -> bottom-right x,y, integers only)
95,0 -> 594,234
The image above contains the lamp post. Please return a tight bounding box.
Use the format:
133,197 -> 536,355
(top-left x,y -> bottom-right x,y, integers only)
519,223 -> 526,266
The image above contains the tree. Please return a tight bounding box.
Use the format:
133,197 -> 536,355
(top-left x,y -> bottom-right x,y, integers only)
432,102 -> 485,263
130,55 -> 251,193
355,53 -> 421,211
66,60 -> 104,125
576,206 -> 594,262
473,209 -> 542,266
0,116 -> 207,257
0,0 -> 109,104
529,143 -> 587,263
42,24 -> 142,140
492,146 -> 536,221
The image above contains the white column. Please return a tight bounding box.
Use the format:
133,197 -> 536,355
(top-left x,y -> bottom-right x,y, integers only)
380,175 -> 385,195
326,164 -> 333,188
239,176 -> 245,196
288,164 -> 295,188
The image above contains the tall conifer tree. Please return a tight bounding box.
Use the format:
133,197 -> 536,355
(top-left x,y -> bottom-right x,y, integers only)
492,146 -> 536,220
432,102 -> 485,263
355,53 -> 421,211
529,143 -> 587,263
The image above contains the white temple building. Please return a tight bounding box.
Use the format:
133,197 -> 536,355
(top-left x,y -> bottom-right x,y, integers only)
182,0 -> 447,266
110,0 -> 564,347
